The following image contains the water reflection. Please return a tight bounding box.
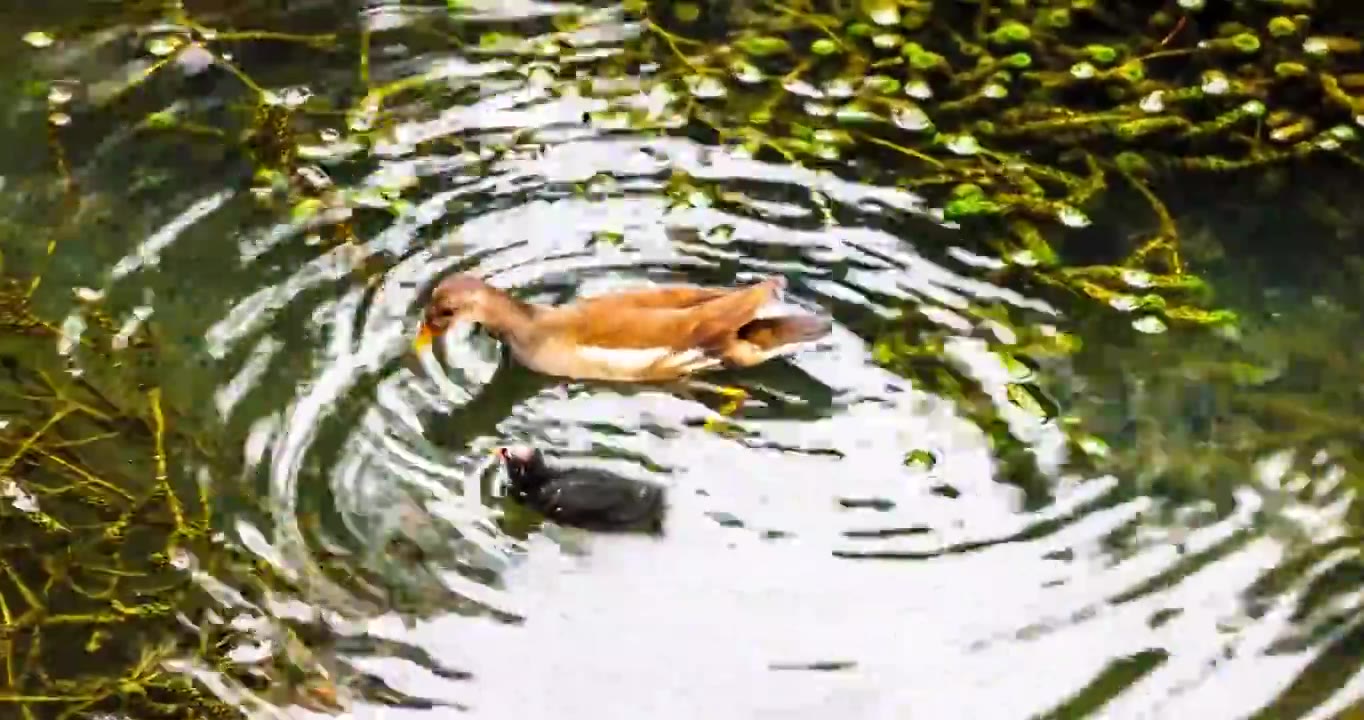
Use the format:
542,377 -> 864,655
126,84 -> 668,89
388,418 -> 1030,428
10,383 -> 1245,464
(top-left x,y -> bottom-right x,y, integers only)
4,1 -> 1363,719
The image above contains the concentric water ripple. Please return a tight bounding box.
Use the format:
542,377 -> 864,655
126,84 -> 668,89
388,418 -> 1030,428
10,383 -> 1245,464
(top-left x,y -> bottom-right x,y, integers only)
78,124 -> 1358,718
12,3 -> 1362,718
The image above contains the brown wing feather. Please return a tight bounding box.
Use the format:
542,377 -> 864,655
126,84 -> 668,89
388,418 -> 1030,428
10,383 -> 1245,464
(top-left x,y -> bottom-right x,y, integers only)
543,278 -> 782,350
676,279 -> 784,350
572,285 -> 732,311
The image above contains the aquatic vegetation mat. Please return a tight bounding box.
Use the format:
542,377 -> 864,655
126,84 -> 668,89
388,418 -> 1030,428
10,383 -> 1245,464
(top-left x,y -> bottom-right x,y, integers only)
0,278 -> 231,719
16,0 -> 1362,328
0,278 -> 469,718
618,0 -> 1362,326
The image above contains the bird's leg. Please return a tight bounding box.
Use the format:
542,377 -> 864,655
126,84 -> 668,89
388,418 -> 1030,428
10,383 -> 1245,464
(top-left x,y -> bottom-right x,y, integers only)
676,378 -> 750,412
673,379 -> 750,433
712,384 -> 749,416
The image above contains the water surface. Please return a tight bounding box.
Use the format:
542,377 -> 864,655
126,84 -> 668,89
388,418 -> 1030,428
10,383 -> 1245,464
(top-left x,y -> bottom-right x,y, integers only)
2,2 -> 1363,719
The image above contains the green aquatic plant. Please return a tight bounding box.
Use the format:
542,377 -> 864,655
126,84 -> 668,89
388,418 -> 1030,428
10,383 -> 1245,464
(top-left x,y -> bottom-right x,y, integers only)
0,273 -> 440,718
0,278 -> 231,719
19,0 -> 1354,462
17,0 -> 1360,340
609,0 -> 1364,329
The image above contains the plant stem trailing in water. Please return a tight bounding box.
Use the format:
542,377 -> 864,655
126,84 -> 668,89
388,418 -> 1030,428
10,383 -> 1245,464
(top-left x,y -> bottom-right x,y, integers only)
618,0 -> 1361,331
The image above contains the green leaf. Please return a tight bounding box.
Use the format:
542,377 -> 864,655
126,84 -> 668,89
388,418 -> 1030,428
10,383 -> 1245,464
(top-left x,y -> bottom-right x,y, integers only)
944,196 -> 1005,220
811,39 -> 840,55
990,21 -> 1031,45
903,449 -> 937,470
1077,436 -> 1110,458
1006,383 -> 1053,419
291,198 -> 325,223
865,75 -> 901,94
1085,44 -> 1118,64
592,230 -> 625,246
673,2 -> 701,22
736,36 -> 790,57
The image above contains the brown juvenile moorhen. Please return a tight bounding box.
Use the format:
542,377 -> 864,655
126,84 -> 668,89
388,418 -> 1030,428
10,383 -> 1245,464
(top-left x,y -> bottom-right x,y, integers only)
414,274 -> 831,383
495,445 -> 666,534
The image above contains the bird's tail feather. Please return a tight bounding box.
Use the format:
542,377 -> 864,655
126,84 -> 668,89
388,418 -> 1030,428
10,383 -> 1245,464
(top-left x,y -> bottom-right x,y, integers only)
737,315 -> 833,349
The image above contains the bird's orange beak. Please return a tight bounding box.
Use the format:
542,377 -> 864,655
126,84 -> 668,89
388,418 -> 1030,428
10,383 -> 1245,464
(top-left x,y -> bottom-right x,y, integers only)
413,323 -> 435,351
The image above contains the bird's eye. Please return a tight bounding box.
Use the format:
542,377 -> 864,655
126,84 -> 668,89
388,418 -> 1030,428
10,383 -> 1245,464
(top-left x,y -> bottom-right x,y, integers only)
436,307 -> 456,318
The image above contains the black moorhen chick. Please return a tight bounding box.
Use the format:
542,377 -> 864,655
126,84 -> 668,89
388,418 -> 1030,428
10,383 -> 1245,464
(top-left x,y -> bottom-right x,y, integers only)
495,445 -> 666,534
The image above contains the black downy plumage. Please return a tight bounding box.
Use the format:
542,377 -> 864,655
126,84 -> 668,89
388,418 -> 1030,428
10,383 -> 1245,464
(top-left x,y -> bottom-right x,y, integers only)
496,445 -> 666,534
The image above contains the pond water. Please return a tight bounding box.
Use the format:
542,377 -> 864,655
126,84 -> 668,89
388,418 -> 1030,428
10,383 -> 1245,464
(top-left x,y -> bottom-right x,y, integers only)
1,2 -> 1363,719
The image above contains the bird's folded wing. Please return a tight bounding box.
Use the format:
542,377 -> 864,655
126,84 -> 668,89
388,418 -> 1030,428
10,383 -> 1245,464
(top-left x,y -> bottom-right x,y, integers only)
550,279 -> 781,351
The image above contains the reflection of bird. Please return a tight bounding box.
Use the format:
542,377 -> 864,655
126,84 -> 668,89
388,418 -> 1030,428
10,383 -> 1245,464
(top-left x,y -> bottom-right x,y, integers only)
414,274 -> 831,383
495,445 -> 666,534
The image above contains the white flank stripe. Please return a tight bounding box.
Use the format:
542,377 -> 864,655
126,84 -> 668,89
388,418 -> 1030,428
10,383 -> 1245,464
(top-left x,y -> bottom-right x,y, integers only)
575,345 -> 719,375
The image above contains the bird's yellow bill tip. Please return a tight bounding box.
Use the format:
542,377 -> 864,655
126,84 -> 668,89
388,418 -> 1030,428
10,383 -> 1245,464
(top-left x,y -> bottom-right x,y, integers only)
413,325 -> 434,351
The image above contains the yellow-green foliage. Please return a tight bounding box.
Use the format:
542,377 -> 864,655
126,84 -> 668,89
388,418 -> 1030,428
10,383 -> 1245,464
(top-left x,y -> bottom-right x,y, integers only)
0,279 -> 226,718
600,0 -> 1363,331
23,0 -> 1363,337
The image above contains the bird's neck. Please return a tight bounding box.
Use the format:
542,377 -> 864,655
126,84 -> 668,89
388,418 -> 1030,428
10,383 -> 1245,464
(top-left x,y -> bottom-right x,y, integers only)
508,460 -> 554,492
477,290 -> 539,343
